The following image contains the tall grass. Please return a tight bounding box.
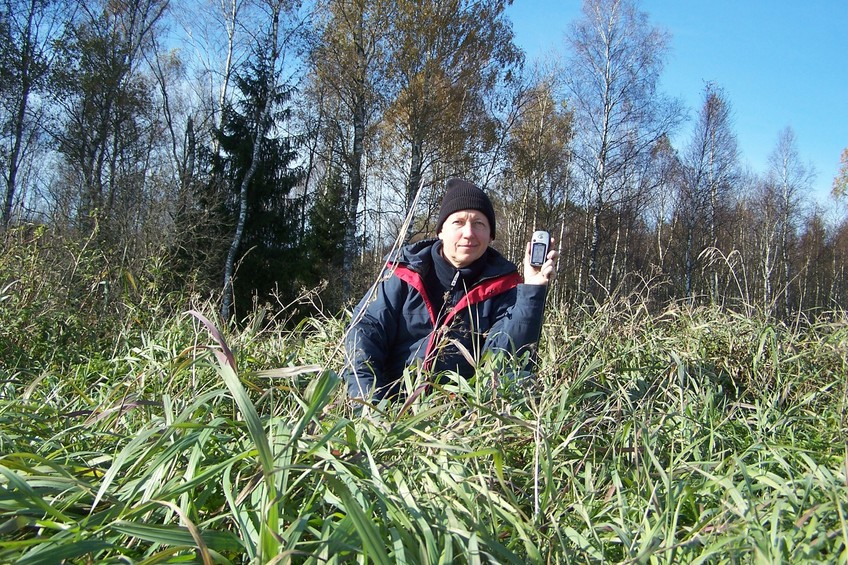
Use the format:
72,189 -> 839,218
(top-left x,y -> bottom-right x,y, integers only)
1,244 -> 847,563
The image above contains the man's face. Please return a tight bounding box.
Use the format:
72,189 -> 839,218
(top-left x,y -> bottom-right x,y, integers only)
438,209 -> 492,268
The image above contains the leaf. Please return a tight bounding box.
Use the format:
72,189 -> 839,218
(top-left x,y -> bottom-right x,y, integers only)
111,520 -> 242,553
17,539 -> 112,565
187,310 -> 235,369
324,476 -> 391,565
187,310 -> 279,560
256,365 -> 323,378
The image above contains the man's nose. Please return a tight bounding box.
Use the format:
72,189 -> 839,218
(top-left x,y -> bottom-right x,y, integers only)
460,223 -> 474,237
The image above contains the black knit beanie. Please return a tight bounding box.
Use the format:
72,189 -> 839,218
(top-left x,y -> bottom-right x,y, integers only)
435,178 -> 496,239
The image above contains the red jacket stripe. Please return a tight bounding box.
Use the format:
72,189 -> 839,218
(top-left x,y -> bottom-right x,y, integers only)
390,263 -> 522,369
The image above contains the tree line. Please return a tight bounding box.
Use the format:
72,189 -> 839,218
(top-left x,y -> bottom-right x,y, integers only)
3,0 -> 847,324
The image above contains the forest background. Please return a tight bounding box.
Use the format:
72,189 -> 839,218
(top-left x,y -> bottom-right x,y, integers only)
3,0 -> 848,325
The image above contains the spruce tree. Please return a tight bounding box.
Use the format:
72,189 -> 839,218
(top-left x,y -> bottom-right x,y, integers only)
212,56 -> 304,322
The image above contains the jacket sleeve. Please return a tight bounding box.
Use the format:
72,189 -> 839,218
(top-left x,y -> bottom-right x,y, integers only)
482,283 -> 548,360
342,271 -> 404,399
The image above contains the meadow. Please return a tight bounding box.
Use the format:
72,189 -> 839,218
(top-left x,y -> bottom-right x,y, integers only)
2,235 -> 848,564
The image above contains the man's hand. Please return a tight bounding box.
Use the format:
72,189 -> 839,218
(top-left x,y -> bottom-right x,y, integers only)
523,237 -> 559,286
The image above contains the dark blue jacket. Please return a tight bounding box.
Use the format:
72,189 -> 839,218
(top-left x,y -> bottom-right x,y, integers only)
343,239 -> 548,400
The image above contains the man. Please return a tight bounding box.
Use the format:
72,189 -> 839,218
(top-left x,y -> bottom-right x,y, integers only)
343,178 -> 558,401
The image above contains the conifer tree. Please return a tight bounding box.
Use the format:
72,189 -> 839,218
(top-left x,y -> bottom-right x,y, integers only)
303,164 -> 348,311
212,54 -> 303,322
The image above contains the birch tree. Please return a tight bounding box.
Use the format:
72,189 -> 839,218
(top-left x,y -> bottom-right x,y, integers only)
310,0 -> 393,299
219,0 -> 304,321
767,126 -> 813,316
171,0 -> 253,153
679,83 -> 738,301
645,134 -> 680,275
0,0 -> 69,227
499,78 -> 573,267
50,0 -> 168,235
564,0 -> 681,297
382,0 -> 521,222
833,148 -> 848,200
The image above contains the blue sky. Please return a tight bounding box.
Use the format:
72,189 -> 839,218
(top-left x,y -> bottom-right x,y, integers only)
506,0 -> 848,204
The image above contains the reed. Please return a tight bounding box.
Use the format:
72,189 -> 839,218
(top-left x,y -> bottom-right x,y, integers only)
1,288 -> 847,563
